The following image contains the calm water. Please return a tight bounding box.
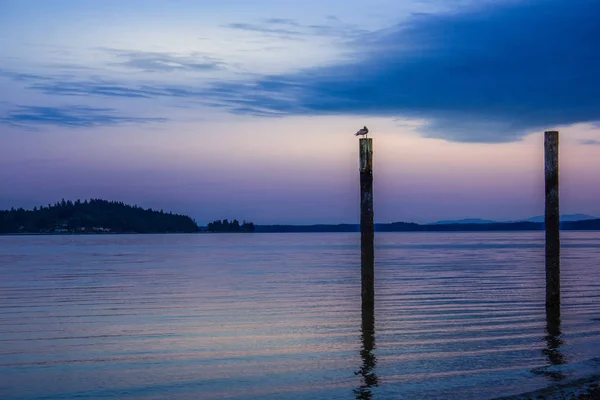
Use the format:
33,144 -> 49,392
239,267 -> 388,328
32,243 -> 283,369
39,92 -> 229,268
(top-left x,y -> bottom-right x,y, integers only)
1,232 -> 600,399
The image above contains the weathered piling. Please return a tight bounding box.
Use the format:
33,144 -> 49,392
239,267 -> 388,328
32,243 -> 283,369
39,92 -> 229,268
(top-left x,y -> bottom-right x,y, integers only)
545,131 -> 560,309
360,138 -> 374,308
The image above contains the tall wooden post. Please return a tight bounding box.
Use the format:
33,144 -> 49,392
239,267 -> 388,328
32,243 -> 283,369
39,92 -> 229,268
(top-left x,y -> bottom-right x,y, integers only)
360,138 -> 374,309
545,131 -> 560,309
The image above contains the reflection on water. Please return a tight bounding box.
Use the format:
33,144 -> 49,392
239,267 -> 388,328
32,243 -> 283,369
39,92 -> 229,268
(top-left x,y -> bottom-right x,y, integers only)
355,294 -> 378,399
1,232 -> 600,400
537,305 -> 567,381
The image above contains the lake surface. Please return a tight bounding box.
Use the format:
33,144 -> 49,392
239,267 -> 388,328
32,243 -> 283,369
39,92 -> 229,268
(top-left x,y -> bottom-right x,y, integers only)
1,232 -> 600,399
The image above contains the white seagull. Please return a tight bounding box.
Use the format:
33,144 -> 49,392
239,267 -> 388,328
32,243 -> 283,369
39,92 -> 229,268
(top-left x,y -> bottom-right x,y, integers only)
355,126 -> 369,138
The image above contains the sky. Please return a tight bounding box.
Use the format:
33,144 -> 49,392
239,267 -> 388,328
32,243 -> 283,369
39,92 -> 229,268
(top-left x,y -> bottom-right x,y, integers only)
1,0 -> 599,224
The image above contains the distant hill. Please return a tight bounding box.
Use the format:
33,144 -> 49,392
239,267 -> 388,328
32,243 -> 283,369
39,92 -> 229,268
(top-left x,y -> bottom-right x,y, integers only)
0,199 -> 200,234
562,218 -> 600,230
429,214 -> 596,225
431,218 -> 498,225
517,214 -> 597,223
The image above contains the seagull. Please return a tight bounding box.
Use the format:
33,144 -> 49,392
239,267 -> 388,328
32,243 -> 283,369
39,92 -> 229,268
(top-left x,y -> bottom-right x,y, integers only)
355,126 -> 369,138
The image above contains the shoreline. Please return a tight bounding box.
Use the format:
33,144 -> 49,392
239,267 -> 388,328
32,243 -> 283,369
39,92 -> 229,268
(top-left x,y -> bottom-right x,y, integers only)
2,229 -> 600,237
0,231 -> 261,236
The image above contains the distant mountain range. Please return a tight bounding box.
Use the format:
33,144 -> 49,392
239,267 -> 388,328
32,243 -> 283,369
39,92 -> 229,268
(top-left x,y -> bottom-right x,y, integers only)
430,214 -> 597,225
517,214 -> 597,223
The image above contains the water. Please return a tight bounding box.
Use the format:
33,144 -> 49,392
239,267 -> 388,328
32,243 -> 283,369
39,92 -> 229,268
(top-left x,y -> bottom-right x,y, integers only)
1,232 -> 600,399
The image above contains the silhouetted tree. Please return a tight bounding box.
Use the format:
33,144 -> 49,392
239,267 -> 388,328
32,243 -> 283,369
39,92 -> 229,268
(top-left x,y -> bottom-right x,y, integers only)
207,218 -> 255,233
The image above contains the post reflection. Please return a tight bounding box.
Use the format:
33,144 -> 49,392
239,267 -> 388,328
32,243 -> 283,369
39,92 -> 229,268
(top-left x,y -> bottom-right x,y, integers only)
534,305 -> 567,381
354,299 -> 378,399
544,306 -> 566,377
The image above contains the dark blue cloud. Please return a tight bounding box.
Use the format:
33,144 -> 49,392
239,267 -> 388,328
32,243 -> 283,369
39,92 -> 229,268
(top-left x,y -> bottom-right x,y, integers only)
209,0 -> 600,142
0,106 -> 167,128
5,1 -> 597,141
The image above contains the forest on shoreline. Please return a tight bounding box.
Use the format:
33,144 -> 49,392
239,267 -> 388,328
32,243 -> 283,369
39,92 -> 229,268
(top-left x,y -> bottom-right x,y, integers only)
0,199 -> 258,234
0,199 -> 200,234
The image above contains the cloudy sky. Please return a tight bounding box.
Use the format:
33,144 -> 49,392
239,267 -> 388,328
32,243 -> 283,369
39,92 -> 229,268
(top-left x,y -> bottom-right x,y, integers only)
1,0 -> 599,224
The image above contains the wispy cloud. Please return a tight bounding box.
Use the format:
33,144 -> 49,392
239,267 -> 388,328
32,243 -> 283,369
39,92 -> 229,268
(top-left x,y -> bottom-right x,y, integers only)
1,71 -> 202,100
0,106 -> 167,128
0,69 -> 52,82
101,49 -> 226,73
579,139 -> 600,146
207,0 -> 600,142
223,17 -> 368,41
3,1 -> 598,142
28,79 -> 181,99
263,18 -> 301,26
29,80 -> 159,98
225,23 -> 303,39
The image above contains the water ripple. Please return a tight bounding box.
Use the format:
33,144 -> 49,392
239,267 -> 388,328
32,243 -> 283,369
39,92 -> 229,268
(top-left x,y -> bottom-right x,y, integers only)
1,232 -> 599,399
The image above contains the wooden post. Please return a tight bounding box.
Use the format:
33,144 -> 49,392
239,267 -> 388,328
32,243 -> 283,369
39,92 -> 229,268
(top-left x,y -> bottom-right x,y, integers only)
545,131 -> 560,309
360,138 -> 374,309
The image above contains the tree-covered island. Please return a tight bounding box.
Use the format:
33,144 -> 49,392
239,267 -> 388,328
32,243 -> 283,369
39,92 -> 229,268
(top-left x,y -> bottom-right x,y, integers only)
0,199 -> 256,235
0,199 -> 202,234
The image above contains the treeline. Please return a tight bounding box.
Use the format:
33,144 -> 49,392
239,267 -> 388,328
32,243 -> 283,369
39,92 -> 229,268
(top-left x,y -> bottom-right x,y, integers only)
0,199 -> 200,234
207,219 -> 255,232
